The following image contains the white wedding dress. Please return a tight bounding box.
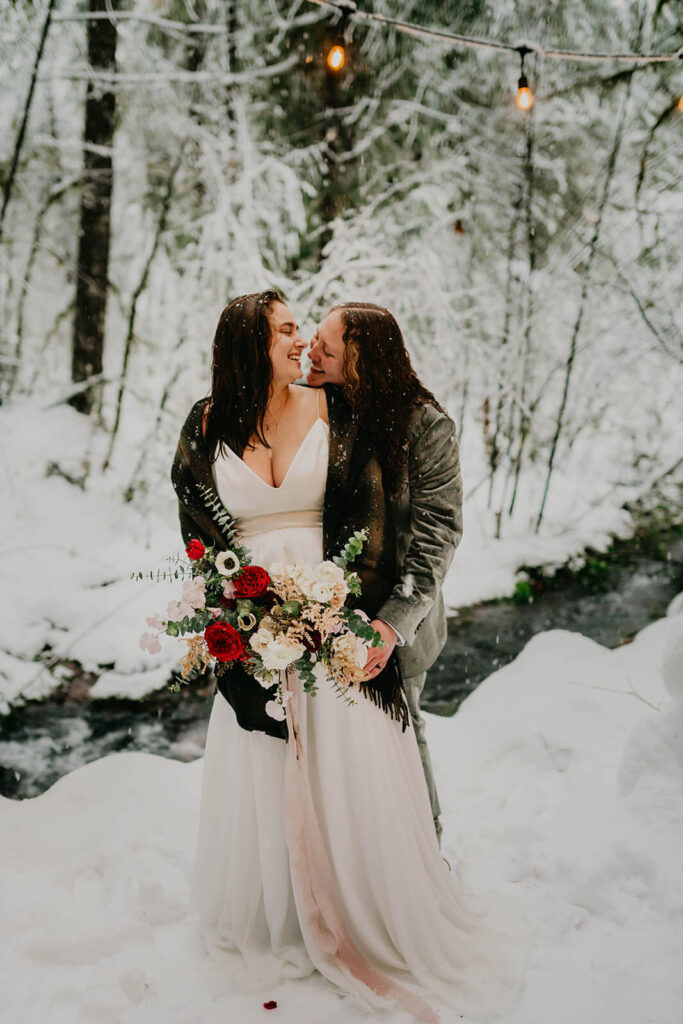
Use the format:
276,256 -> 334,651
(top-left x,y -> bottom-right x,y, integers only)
191,411 -> 528,1022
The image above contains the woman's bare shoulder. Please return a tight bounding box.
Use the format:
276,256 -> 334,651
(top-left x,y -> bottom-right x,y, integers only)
290,382 -> 328,424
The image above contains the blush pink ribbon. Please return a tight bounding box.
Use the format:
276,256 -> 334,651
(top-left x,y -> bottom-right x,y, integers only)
282,669 -> 439,1024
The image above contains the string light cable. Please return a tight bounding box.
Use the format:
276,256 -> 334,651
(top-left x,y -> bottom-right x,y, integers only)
307,0 -> 683,65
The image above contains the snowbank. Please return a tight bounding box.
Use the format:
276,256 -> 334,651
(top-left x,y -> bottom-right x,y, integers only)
1,605 -> 682,1023
0,400 -> 180,713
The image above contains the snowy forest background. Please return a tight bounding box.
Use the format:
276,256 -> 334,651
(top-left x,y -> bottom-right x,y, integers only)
0,0 -> 682,707
2,7 -> 683,1018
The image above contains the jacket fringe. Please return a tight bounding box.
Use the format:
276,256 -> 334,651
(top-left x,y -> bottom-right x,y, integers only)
359,656 -> 409,732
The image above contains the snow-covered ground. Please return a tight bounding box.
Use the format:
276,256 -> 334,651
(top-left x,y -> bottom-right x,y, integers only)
1,594 -> 682,1023
1,395 -> 673,711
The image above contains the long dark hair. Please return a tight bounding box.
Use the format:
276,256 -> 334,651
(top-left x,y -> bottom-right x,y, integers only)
332,302 -> 442,499
205,289 -> 283,463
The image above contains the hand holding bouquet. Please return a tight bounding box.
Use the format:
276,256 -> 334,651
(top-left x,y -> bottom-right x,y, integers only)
137,529 -> 384,721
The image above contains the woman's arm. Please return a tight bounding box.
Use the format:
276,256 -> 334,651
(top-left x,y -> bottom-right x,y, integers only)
374,408 -> 463,647
171,398 -> 228,551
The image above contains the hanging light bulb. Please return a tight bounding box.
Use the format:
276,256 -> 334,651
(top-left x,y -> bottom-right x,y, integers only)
326,42 -> 346,71
516,72 -> 534,110
515,47 -> 534,110
678,95 -> 683,113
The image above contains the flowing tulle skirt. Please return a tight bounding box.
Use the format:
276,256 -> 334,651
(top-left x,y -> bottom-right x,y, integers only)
191,525 -> 529,1021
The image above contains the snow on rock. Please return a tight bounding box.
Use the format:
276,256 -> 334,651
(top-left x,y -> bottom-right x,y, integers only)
2,613 -> 683,1023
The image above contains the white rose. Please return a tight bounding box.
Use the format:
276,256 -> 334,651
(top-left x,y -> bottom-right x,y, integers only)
332,633 -> 368,670
265,699 -> 286,722
315,561 -> 347,587
309,580 -> 335,604
250,628 -> 274,656
261,638 -> 305,671
291,561 -> 315,592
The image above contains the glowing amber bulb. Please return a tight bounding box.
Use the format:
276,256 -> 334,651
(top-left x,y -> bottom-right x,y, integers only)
327,44 -> 345,71
516,73 -> 533,110
678,96 -> 683,113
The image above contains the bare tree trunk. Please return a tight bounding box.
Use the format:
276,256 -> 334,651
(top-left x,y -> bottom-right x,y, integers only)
101,156 -> 182,471
509,112 -> 538,517
486,178 -> 523,509
535,78 -> 635,533
316,26 -> 355,267
635,99 -> 678,203
0,0 -> 56,244
8,178 -> 77,396
319,66 -> 344,258
224,0 -> 238,124
69,0 -> 118,416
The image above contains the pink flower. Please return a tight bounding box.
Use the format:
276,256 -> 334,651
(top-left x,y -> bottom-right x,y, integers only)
222,579 -> 236,599
167,598 -> 195,620
182,577 -> 206,610
139,632 -> 161,654
146,613 -> 165,630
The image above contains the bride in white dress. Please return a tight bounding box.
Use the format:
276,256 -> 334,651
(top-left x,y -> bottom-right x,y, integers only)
179,291 -> 528,1022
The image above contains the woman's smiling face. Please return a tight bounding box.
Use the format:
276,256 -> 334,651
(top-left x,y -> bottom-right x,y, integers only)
306,310 -> 345,386
268,302 -> 306,385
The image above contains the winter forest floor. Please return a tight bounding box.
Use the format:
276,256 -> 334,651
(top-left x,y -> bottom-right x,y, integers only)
1,395 -> 682,1023
1,598 -> 682,1024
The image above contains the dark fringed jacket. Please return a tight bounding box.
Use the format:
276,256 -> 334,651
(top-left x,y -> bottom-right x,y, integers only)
170,385 -> 408,740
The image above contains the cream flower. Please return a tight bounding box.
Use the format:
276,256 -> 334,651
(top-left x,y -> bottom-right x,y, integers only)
329,584 -> 348,611
250,627 -> 275,657
261,638 -> 305,672
215,550 -> 241,577
315,561 -> 347,588
238,613 -> 257,631
254,666 -> 278,689
265,699 -> 286,722
309,580 -> 335,604
332,632 -> 368,670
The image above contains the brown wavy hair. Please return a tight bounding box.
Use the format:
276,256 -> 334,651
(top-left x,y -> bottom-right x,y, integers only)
204,289 -> 284,463
330,302 -> 442,498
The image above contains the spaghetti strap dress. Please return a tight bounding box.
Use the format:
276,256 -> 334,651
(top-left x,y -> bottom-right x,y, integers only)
191,408 -> 529,1022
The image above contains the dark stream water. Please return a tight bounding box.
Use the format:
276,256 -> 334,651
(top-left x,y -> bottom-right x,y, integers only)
2,530 -> 681,800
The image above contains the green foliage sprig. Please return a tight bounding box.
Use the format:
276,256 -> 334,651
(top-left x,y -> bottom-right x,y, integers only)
342,608 -> 384,647
333,528 -> 368,569
197,481 -> 250,561
130,564 -> 195,583
295,653 -> 318,694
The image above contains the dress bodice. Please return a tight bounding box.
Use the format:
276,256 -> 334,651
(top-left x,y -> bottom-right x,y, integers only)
211,418 -> 329,542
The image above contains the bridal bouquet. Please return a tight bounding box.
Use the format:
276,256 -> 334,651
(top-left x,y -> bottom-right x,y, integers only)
136,524 -> 382,721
